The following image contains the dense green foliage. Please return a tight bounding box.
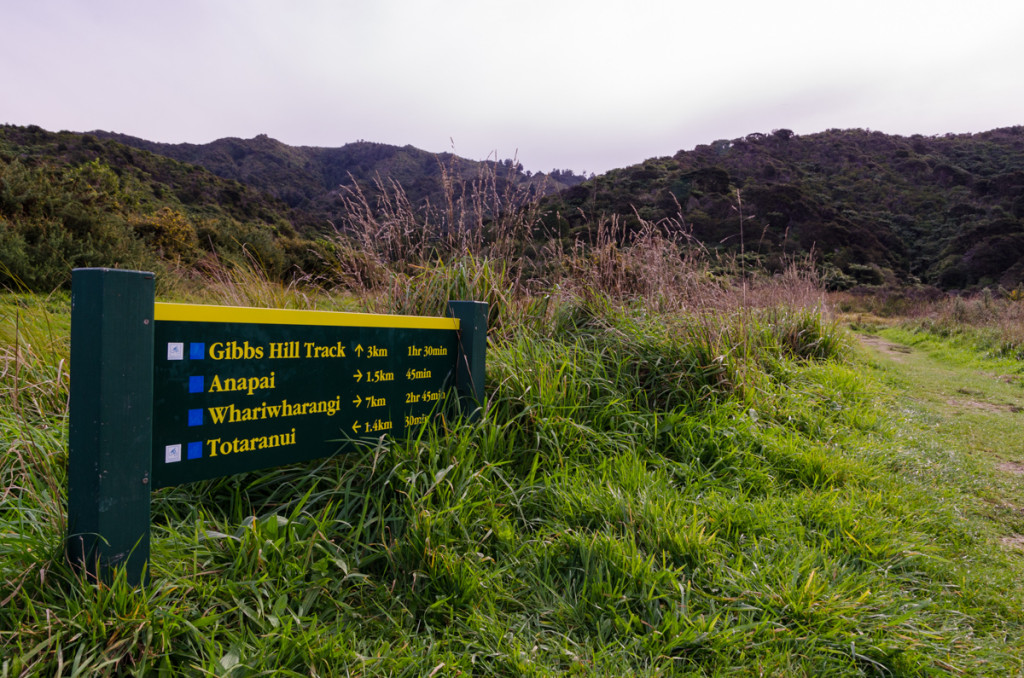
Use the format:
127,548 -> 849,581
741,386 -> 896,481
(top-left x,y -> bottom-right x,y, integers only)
93,131 -> 584,224
5,123 -> 1024,293
544,127 -> 1024,290
0,125 -> 584,293
0,125 -> 328,291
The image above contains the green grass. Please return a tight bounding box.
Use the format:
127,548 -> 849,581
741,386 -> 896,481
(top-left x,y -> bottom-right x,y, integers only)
863,325 -> 1024,541
3,289 -> 1024,676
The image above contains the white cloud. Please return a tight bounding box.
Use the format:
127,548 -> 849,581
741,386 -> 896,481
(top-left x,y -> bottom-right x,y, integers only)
2,0 -> 1022,172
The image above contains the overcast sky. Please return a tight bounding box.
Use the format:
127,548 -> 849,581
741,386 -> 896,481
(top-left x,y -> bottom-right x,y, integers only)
3,0 -> 1023,174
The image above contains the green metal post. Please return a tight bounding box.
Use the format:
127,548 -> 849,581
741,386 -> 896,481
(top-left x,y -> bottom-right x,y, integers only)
67,268 -> 155,585
446,301 -> 487,417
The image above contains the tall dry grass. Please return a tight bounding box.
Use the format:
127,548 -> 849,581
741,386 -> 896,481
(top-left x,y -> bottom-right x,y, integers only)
328,158 -> 538,287
321,159 -> 828,329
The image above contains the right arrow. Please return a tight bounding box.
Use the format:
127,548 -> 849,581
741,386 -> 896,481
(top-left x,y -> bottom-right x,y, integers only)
352,395 -> 362,407
353,369 -> 363,383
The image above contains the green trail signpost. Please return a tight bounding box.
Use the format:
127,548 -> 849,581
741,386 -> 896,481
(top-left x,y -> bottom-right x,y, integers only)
66,268 -> 486,585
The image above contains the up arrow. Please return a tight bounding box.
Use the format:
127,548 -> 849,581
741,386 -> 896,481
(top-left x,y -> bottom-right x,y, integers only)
354,344 -> 364,357
353,369 -> 363,383
352,421 -> 361,433
352,395 -> 362,408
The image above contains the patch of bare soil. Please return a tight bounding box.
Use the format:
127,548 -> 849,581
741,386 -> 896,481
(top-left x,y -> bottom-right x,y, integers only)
997,461 -> 1024,475
946,398 -> 1019,414
979,372 -> 1024,387
1001,534 -> 1024,551
858,335 -> 913,361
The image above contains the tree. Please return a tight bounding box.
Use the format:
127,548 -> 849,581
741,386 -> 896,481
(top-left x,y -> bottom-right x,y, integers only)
131,207 -> 198,261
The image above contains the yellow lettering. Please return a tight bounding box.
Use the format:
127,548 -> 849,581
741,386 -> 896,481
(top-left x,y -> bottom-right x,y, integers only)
304,341 -> 347,358
209,341 -> 264,360
204,429 -> 296,457
206,372 -> 276,396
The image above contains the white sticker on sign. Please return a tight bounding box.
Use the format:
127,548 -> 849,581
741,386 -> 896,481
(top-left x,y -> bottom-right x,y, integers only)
165,444 -> 182,463
167,342 -> 184,361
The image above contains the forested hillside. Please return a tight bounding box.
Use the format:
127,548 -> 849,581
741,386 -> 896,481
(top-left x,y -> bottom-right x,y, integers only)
0,125 -> 326,291
93,131 -> 585,221
545,127 -> 1024,289
0,125 -> 583,291
3,124 -> 1024,292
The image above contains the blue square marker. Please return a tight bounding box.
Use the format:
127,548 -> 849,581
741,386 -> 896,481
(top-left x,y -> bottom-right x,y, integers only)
187,441 -> 203,460
188,408 -> 203,427
188,375 -> 204,393
189,343 -> 205,360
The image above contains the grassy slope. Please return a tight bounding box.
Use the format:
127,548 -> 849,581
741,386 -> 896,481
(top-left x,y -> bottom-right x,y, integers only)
862,325 -> 1024,546
3,291 -> 1024,676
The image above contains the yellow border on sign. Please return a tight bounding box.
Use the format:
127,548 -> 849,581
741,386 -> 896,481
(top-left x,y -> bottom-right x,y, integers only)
154,302 -> 460,330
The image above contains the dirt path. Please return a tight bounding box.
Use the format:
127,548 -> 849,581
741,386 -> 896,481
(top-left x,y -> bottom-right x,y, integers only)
856,331 -> 1024,550
857,334 -> 914,361
859,332 -> 1024,406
